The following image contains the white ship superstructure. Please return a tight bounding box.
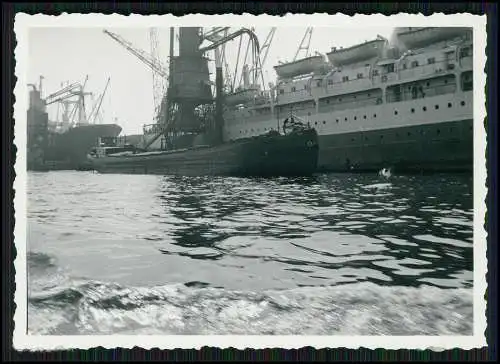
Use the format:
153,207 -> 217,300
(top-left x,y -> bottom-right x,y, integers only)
221,27 -> 474,172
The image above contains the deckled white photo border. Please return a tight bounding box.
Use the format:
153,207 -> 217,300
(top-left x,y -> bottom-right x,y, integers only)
13,12 -> 488,351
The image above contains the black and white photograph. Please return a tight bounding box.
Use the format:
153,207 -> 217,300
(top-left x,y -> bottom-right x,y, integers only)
13,13 -> 487,350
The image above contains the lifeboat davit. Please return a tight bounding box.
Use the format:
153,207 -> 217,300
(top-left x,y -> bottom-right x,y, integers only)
274,55 -> 327,79
327,37 -> 387,67
395,27 -> 470,49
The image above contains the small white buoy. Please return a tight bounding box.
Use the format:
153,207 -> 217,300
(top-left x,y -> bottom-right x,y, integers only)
379,167 -> 392,178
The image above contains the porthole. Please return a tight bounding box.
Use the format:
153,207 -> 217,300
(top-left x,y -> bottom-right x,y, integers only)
426,82 -> 430,87
437,129 -> 441,135
354,116 -> 357,120
448,102 -> 452,108
339,98 -> 342,102
327,100 -> 330,104
373,114 -> 377,118
323,121 -> 326,124
336,119 -> 339,123
380,135 -> 384,139
363,115 -> 367,119
445,80 -> 448,84
368,93 -> 371,97
423,106 -> 427,111
351,138 -> 355,142
365,137 -> 368,141
345,117 -> 348,121
435,105 -> 439,110
461,101 -> 466,106
314,121 -> 318,125
394,110 -> 398,115
411,108 -> 415,113
407,132 -> 411,136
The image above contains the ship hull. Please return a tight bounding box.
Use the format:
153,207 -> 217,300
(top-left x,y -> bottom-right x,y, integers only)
44,124 -> 122,169
89,129 -> 319,177
316,119 -> 473,173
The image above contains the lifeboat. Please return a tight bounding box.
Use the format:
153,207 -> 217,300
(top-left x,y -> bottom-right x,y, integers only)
225,86 -> 260,106
274,55 -> 327,79
395,27 -> 470,49
327,37 -> 387,67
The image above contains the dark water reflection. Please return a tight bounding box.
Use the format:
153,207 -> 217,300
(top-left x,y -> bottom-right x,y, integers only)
151,174 -> 473,289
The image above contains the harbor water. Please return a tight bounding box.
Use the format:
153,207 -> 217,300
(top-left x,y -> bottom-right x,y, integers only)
27,171 -> 474,335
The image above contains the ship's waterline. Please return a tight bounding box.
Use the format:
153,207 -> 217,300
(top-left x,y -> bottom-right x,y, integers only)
316,118 -> 473,172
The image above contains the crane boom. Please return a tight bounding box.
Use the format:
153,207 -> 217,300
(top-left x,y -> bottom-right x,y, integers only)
92,77 -> 111,124
260,27 -> 276,68
103,29 -> 168,78
294,27 -> 313,61
45,82 -> 81,103
149,27 -> 167,123
249,27 -> 276,87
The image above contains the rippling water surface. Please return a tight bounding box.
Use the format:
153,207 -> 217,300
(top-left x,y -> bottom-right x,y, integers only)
27,171 -> 474,335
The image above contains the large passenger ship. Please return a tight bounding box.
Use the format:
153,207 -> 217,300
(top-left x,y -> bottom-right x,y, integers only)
221,27 -> 473,173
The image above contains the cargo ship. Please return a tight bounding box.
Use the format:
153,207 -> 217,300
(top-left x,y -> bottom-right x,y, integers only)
88,126 -> 318,177
88,27 -> 319,177
219,27 -> 473,173
27,78 -> 122,171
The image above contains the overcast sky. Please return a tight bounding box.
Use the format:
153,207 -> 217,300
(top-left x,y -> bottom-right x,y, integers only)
28,26 -> 394,135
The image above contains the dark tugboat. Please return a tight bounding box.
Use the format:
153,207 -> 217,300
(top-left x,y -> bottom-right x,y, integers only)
88,27 -> 319,177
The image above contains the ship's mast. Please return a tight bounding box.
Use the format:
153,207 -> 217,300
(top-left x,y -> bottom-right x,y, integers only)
89,77 -> 111,124
77,75 -> 89,125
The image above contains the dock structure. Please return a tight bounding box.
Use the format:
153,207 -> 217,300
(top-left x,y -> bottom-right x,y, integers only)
168,27 -> 213,134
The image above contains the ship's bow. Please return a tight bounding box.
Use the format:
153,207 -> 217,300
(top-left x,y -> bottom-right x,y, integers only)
240,128 -> 319,177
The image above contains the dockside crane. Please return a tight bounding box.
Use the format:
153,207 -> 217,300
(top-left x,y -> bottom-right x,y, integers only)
149,28 -> 167,123
103,28 -> 170,128
203,27 -> 232,92
44,76 -> 92,128
103,29 -> 168,78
